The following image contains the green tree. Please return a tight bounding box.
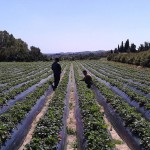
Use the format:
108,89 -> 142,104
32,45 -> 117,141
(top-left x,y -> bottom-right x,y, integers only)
0,30 -> 47,62
130,43 -> 136,52
114,48 -> 118,53
119,41 -> 124,53
138,44 -> 144,52
118,44 -> 120,51
125,39 -> 129,52
30,46 -> 43,61
144,42 -> 149,51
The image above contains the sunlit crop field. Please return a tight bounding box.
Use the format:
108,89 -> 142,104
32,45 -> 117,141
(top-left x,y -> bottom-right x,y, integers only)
0,60 -> 150,150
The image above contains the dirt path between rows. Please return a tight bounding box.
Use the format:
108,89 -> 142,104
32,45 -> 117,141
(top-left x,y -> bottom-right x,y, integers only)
99,104 -> 130,150
19,68 -> 66,150
66,64 -> 77,150
19,92 -> 55,150
78,63 -> 130,150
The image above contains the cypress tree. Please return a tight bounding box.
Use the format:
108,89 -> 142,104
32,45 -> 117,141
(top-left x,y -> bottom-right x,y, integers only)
125,39 -> 129,52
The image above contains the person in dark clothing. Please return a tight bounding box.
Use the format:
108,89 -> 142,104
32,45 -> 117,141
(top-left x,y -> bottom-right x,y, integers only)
51,58 -> 61,90
81,70 -> 93,88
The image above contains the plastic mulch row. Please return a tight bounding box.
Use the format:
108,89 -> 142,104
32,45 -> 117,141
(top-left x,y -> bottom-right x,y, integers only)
92,86 -> 145,150
0,74 -> 53,115
82,64 -> 150,122
111,86 -> 150,122
74,80 -> 85,150
1,68 -> 68,150
57,69 -> 71,150
1,87 -> 53,150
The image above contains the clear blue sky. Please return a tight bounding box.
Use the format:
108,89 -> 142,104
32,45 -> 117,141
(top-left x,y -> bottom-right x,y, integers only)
1,0 -> 150,53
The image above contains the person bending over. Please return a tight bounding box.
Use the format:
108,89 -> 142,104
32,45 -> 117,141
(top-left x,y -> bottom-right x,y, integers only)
51,58 -> 61,90
81,70 -> 93,88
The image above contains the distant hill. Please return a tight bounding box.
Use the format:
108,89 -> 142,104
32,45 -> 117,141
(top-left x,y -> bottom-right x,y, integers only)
45,50 -> 108,60
46,50 -> 105,55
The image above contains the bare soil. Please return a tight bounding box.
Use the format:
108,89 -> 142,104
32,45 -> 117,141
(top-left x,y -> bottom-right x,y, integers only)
19,69 -> 66,150
19,92 -> 55,150
66,65 -> 77,150
99,105 -> 130,150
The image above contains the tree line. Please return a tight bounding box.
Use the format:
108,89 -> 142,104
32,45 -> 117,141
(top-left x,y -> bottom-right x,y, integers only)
111,39 -> 150,53
47,51 -> 107,61
0,30 -> 48,61
107,50 -> 150,67
108,39 -> 150,67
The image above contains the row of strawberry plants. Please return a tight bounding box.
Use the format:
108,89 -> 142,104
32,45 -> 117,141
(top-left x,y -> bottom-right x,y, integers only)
0,62 -> 51,84
0,64 -> 66,109
1,65 -> 66,113
78,61 -> 150,148
81,63 -> 150,111
78,61 -> 150,149
93,60 -> 150,84
0,63 -> 51,88
0,67 -> 50,93
92,63 -> 150,95
0,62 -> 65,92
91,77 -> 150,150
94,65 -> 150,110
74,64 -> 114,150
0,75 -> 54,148
84,61 -> 150,93
0,62 -> 52,86
98,60 -> 150,77
0,69 -> 53,106
25,65 -> 70,149
0,62 -> 28,80
85,60 -> 150,85
94,62 -> 150,91
0,62 -> 64,99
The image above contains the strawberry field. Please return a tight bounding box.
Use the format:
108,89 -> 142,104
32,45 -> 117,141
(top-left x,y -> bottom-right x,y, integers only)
0,60 -> 150,150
